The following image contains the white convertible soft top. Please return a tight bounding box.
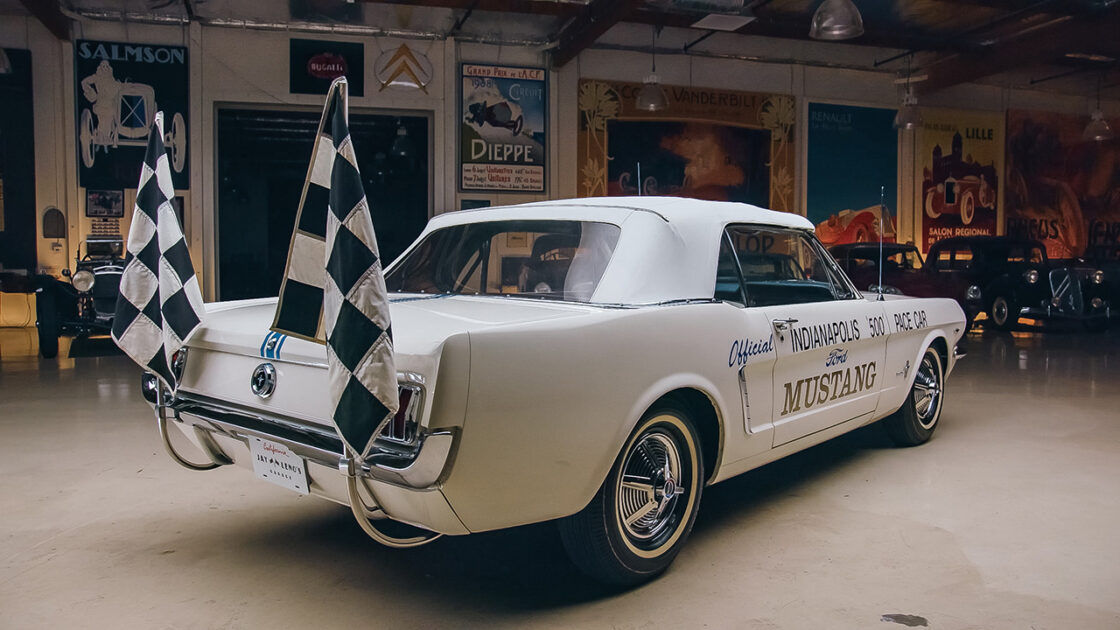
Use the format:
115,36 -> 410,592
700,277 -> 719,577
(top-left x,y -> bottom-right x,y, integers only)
392,197 -> 816,306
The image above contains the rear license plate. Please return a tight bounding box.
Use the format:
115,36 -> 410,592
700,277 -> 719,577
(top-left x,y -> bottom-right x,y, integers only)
249,437 -> 309,495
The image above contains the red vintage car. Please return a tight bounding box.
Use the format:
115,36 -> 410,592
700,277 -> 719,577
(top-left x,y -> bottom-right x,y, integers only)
923,174 -> 994,226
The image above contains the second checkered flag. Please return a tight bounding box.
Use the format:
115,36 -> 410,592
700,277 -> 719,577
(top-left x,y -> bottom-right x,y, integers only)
271,78 -> 398,460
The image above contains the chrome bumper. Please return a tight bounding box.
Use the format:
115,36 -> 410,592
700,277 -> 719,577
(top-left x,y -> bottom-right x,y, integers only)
158,391 -> 456,490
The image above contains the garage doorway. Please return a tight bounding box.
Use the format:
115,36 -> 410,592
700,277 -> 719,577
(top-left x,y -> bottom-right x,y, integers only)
0,49 -> 36,277
216,108 -> 429,301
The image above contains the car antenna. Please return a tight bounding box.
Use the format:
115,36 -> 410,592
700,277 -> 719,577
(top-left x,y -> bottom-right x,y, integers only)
877,185 -> 885,302
637,162 -> 642,196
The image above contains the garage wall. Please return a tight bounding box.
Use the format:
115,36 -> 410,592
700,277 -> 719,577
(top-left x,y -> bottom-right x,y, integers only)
1,15 -> 1117,300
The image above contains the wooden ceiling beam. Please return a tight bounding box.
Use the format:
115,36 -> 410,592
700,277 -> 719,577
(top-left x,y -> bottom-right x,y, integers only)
19,0 -> 70,41
918,13 -> 1120,94
551,0 -> 641,68
360,0 -> 581,18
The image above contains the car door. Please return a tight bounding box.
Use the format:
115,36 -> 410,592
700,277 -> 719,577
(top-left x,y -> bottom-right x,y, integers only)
724,225 -> 887,447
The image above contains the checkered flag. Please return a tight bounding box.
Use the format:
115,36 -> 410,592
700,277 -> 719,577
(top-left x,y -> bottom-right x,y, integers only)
112,111 -> 204,387
272,78 -> 398,460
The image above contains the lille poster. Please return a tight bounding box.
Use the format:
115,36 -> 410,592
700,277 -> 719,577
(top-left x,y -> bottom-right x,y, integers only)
806,103 -> 898,247
460,64 -> 547,192
74,39 -> 189,190
916,108 -> 1002,253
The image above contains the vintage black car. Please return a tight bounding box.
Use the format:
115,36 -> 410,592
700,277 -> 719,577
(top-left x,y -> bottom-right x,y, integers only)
35,236 -> 125,358
928,236 -> 1110,331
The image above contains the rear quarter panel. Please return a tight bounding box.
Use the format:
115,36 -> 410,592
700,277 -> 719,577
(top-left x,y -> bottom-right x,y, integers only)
439,302 -> 749,533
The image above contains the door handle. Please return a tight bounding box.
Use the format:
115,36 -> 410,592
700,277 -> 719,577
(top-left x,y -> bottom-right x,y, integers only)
771,318 -> 798,332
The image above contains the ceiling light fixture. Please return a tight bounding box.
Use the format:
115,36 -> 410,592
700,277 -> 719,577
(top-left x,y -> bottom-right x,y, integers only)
893,55 -> 922,130
636,25 -> 669,112
1083,74 -> 1114,142
809,0 -> 865,41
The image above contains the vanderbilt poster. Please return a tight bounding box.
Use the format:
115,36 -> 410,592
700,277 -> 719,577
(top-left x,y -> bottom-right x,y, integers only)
1006,109 -> 1120,258
916,109 -> 1002,253
577,80 -> 796,214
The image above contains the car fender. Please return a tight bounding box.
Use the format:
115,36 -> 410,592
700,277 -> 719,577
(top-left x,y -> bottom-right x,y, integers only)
438,303 -> 740,533
874,298 -> 963,419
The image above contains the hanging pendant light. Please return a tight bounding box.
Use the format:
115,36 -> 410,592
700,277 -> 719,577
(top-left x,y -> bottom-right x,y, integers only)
1083,75 -> 1114,142
894,55 -> 922,130
809,0 -> 864,41
894,89 -> 922,130
635,25 -> 668,112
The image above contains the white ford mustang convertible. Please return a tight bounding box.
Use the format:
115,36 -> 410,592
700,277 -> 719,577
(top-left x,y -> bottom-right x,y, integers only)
148,197 -> 966,585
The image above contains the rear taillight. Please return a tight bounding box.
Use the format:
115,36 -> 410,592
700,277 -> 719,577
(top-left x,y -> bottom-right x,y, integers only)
379,383 -> 421,445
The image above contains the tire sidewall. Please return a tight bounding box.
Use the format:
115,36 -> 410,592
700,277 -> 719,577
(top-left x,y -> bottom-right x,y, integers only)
600,409 -> 703,575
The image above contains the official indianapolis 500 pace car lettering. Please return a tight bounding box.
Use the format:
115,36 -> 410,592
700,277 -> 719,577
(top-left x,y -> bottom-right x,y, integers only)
790,319 -> 861,353
892,309 -> 929,332
728,334 -> 774,368
780,361 -> 877,416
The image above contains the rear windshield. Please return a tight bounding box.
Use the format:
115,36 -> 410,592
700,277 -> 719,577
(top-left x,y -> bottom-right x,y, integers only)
385,220 -> 621,302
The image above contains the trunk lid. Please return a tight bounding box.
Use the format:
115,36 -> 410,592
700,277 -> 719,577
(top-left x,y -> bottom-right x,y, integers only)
178,295 -> 599,426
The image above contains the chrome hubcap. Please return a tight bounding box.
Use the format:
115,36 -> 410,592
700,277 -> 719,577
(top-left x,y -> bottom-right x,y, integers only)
617,431 -> 685,542
912,354 -> 942,429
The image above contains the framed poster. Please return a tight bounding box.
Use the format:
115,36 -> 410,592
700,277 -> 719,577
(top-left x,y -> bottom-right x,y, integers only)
577,80 -> 796,213
460,64 -> 547,193
85,189 -> 124,218
74,40 -> 189,190
1006,109 -> 1120,258
806,103 -> 898,247
289,38 -> 364,96
915,109 -> 1002,253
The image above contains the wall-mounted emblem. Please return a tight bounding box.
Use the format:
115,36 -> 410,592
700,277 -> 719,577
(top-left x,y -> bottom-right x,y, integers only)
251,363 -> 277,399
374,44 -> 433,93
307,53 -> 347,80
290,39 -> 364,96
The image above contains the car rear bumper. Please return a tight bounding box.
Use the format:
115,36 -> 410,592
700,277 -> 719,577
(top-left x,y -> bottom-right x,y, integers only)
155,391 -> 468,535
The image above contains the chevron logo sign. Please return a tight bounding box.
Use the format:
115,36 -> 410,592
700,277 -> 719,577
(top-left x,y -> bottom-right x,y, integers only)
374,44 -> 433,93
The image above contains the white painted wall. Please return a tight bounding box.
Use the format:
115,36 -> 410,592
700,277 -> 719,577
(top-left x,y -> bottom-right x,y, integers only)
2,16 -> 1117,300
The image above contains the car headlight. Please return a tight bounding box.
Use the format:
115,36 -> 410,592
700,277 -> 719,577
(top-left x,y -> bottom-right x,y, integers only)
1024,269 -> 1039,284
71,270 -> 95,292
1093,270 -> 1104,284
966,285 -> 982,301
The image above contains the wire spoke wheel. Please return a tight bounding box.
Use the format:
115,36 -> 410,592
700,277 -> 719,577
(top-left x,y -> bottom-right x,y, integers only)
559,404 -> 704,585
616,432 -> 685,544
912,354 -> 942,430
885,345 -> 945,446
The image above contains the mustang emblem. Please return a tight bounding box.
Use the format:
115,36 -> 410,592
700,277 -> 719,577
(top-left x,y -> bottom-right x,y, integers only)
251,363 -> 276,399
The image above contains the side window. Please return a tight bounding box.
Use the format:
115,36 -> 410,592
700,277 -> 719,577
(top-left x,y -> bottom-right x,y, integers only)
952,247 -> 973,270
724,225 -> 846,306
935,248 -> 953,271
715,234 -> 746,306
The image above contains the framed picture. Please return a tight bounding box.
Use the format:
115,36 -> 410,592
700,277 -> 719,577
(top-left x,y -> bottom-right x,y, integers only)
460,64 -> 547,193
85,189 -> 124,218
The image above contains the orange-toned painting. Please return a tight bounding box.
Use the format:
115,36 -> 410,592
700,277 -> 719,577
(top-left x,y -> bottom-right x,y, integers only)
577,80 -> 796,214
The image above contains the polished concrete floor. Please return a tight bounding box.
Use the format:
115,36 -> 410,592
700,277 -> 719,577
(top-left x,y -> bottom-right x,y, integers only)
1,326 -> 1118,629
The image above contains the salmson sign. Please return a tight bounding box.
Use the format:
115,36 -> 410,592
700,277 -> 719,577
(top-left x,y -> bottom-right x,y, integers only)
460,64 -> 547,193
75,39 -> 189,190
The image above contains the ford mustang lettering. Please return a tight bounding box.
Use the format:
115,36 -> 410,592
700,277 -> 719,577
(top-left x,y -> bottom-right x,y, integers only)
144,197 -> 967,585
